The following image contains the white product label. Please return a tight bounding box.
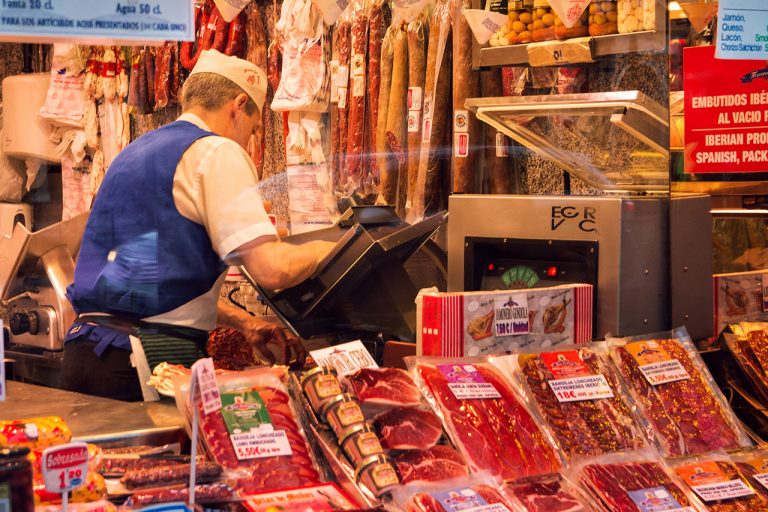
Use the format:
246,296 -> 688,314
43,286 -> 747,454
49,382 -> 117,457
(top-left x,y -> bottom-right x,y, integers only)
495,132 -> 508,157
753,472 -> 768,490
438,364 -> 502,400
407,110 -> 421,133
548,375 -> 614,402
547,0 -> 591,29
338,87 -> 347,109
454,110 -> 469,133
190,358 -> 221,415
408,86 -> 423,111
231,426 -> 293,460
310,340 -> 378,378
42,442 -> 90,493
691,480 -> 754,502
494,294 -> 529,336
351,53 -> 365,76
462,9 -> 510,45
639,360 -> 690,386
353,75 -> 365,98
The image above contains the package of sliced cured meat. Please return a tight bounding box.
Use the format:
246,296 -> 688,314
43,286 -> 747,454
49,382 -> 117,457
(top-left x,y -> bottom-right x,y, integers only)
564,448 -> 708,512
389,472 -> 519,512
502,474 -> 594,512
724,322 -> 768,405
670,452 -> 768,511
493,344 -> 651,459
174,367 -> 323,497
342,367 -> 423,414
608,327 -> 751,457
729,448 -> 768,502
406,356 -> 561,482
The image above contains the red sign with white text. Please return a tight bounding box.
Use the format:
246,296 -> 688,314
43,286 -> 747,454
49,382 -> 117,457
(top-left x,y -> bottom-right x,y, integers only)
684,45 -> 768,174
41,442 -> 89,493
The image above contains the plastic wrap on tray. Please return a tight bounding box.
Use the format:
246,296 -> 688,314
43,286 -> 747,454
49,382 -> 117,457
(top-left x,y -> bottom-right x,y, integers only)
609,327 -> 751,457
120,461 -> 222,489
502,473 -> 593,512
671,452 -> 768,511
389,472 -> 517,512
500,344 -> 650,458
565,449 -> 708,512
174,367 -> 321,495
342,367 -> 423,412
406,356 -> 561,481
725,322 -> 768,404
125,482 -> 236,506
729,448 -> 768,502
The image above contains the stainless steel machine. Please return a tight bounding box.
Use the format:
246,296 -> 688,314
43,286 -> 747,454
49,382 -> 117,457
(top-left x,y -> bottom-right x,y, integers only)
453,91 -> 714,340
1,213 -> 87,385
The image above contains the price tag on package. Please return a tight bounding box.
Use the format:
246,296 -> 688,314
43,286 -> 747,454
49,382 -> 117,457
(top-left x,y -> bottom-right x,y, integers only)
190,357 -> 221,415
548,375 -> 614,402
625,340 -> 690,386
42,442 -> 89,496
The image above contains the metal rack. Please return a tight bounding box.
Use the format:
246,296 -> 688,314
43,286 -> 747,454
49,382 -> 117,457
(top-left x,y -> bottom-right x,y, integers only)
472,0 -> 667,68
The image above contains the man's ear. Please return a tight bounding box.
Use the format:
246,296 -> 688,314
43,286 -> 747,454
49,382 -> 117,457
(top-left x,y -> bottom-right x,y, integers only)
234,93 -> 249,111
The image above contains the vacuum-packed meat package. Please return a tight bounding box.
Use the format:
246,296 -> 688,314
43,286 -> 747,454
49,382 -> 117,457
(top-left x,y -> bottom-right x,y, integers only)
374,406 -> 442,450
393,445 -> 468,484
725,322 -> 768,404
175,367 -> 321,495
408,357 -> 561,481
509,345 -> 650,458
672,454 -> 768,511
343,367 -> 422,411
730,448 -> 768,503
566,449 -> 707,512
609,328 -> 751,457
503,474 -> 592,512
390,473 -> 517,512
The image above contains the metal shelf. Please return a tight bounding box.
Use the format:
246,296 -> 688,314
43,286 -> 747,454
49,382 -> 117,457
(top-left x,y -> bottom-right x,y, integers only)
477,30 -> 666,67
471,0 -> 667,68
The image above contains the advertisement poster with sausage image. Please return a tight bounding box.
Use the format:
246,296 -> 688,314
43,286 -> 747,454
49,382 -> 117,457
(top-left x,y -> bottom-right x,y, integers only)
684,45 -> 768,176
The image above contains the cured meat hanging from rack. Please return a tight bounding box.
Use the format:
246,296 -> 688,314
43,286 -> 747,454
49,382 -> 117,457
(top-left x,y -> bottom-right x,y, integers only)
345,6 -> 369,191
375,26 -> 394,200
365,0 -> 390,195
336,19 -> 352,189
381,23 -> 408,209
406,12 -> 428,209
482,68 -> 514,194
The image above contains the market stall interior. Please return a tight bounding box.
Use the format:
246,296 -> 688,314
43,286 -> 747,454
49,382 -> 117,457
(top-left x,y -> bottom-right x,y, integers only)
5,0 -> 768,510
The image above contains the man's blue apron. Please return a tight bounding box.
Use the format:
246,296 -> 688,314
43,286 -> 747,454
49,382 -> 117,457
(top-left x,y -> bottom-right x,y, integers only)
66,120 -> 228,367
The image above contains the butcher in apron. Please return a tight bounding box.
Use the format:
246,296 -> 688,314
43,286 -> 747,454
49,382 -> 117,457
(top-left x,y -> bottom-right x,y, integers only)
60,50 -> 335,401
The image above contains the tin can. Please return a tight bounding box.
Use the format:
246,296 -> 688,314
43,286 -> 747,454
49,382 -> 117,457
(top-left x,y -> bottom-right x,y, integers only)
354,454 -> 400,497
339,423 -> 385,466
301,366 -> 342,414
0,447 -> 34,512
321,394 -> 365,438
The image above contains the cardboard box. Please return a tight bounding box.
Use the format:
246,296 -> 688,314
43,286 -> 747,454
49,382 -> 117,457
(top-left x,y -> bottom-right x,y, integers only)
416,284 -> 593,357
713,269 -> 768,335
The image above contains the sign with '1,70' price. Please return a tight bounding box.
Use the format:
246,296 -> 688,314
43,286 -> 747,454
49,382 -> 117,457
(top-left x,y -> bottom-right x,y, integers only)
0,0 -> 194,43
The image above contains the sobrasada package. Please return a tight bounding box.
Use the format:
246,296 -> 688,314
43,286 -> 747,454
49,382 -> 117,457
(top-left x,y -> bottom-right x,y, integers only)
416,283 -> 593,357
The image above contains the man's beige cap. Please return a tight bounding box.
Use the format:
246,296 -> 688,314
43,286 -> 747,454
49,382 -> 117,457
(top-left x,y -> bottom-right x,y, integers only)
189,49 -> 267,111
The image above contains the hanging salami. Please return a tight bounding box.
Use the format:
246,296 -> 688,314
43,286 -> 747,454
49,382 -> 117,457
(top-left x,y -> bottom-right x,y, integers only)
375,27 -> 394,203
406,12 -> 428,209
154,42 -> 173,110
366,0 -> 390,193
345,5 -> 369,190
336,20 -> 352,188
382,24 -> 408,209
482,68 -> 514,194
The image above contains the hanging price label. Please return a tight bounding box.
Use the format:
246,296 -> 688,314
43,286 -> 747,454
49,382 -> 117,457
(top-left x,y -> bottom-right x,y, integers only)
41,442 -> 89,493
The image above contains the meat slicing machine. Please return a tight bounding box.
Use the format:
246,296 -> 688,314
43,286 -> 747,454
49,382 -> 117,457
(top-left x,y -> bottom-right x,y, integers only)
1,213 -> 87,385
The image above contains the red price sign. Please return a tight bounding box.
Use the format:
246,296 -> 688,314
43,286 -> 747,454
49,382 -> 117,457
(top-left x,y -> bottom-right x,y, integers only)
41,442 -> 89,493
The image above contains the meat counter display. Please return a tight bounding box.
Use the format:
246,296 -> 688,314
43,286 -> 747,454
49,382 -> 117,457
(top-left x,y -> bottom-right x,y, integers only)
4,325 -> 767,511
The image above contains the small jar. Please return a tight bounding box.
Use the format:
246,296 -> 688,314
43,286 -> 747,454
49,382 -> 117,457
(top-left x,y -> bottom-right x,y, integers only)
555,4 -> 589,39
339,423 -> 385,466
301,367 -> 342,414
0,447 -> 34,512
531,0 -> 556,42
321,394 -> 365,438
589,1 -> 618,36
354,454 -> 399,497
490,0 -> 533,47
617,0 -> 651,33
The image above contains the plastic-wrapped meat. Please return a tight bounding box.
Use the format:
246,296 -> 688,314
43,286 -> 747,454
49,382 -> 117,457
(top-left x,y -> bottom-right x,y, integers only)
675,459 -> 768,511
726,328 -> 768,404
121,462 -> 221,489
578,459 -> 700,512
344,368 -> 422,408
374,406 -> 442,450
197,383 -> 320,492
394,445 -> 468,484
99,457 -> 185,478
612,337 -> 746,456
126,483 -> 234,506
518,348 -> 647,458
415,361 -> 560,481
408,484 -> 515,512
504,475 -> 588,512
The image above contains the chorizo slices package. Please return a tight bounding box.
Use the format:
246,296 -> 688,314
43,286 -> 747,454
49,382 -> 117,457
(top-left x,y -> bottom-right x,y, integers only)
671,451 -> 768,510
564,448 -> 708,512
608,327 -> 752,457
405,356 -> 561,482
173,366 -> 323,496
491,344 -> 652,460
724,322 -> 768,404
389,472 -> 518,512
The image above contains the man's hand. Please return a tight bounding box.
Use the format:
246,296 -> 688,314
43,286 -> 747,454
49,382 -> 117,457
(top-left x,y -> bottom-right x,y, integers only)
241,315 -> 307,367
